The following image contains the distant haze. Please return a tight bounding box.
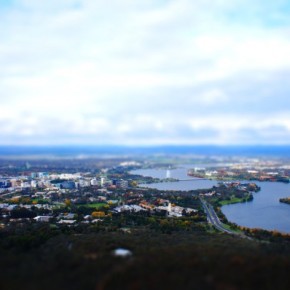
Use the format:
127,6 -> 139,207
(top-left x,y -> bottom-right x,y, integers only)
0,145 -> 290,158
1,1 -> 290,145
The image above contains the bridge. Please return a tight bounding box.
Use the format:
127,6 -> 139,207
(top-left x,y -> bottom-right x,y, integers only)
178,178 -> 208,181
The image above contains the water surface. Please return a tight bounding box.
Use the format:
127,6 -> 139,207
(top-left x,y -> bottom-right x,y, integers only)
132,166 -> 290,233
222,181 -> 290,233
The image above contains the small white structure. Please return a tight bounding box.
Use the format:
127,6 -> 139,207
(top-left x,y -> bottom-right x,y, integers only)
58,219 -> 76,224
113,205 -> 145,213
91,179 -> 98,186
34,216 -> 51,222
91,219 -> 102,223
63,213 -> 75,220
113,248 -> 132,258
31,180 -> 37,188
100,177 -> 105,187
166,169 -> 171,179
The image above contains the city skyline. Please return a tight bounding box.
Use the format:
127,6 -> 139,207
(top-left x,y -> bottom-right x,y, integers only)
1,0 -> 290,145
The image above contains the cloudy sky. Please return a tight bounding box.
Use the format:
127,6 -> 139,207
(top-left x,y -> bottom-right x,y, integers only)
1,0 -> 290,145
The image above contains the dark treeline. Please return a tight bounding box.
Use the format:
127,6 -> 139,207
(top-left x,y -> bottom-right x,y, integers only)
1,217 -> 290,290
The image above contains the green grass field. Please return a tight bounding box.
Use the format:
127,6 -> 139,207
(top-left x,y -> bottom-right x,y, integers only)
219,197 -> 244,206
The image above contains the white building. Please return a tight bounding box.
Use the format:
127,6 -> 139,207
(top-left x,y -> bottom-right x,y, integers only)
31,180 -> 37,188
100,177 -> 105,187
91,179 -> 98,186
34,216 -> 51,222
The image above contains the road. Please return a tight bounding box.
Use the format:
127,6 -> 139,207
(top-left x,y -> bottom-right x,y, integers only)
0,191 -> 16,197
200,197 -> 238,235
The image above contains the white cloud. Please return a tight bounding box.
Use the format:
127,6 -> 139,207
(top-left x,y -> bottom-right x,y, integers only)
196,89 -> 228,105
1,110 -> 290,145
1,0 -> 290,144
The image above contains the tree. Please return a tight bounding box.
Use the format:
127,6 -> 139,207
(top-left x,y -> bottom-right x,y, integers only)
92,211 -> 105,218
64,199 -> 71,207
10,207 -> 36,219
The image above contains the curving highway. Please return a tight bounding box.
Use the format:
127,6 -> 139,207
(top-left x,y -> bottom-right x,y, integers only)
200,197 -> 238,235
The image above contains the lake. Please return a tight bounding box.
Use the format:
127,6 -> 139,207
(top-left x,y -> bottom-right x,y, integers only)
131,166 -> 290,233
222,181 -> 290,233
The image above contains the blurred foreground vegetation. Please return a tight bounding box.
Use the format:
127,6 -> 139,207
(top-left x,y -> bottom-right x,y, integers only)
1,217 -> 290,290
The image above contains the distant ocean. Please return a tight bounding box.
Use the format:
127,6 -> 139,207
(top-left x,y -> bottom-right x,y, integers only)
0,145 -> 289,158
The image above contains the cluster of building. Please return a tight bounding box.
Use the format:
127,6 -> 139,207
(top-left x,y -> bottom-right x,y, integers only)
188,166 -> 290,183
0,164 -> 200,227
0,171 -> 130,194
113,199 -> 197,217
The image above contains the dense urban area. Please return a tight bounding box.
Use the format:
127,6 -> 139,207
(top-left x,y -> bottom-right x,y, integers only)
1,155 -> 290,290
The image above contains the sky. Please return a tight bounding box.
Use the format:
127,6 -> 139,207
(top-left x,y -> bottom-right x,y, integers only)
1,0 -> 290,145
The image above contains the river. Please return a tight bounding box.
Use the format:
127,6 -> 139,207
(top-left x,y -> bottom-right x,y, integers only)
131,166 -> 290,233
